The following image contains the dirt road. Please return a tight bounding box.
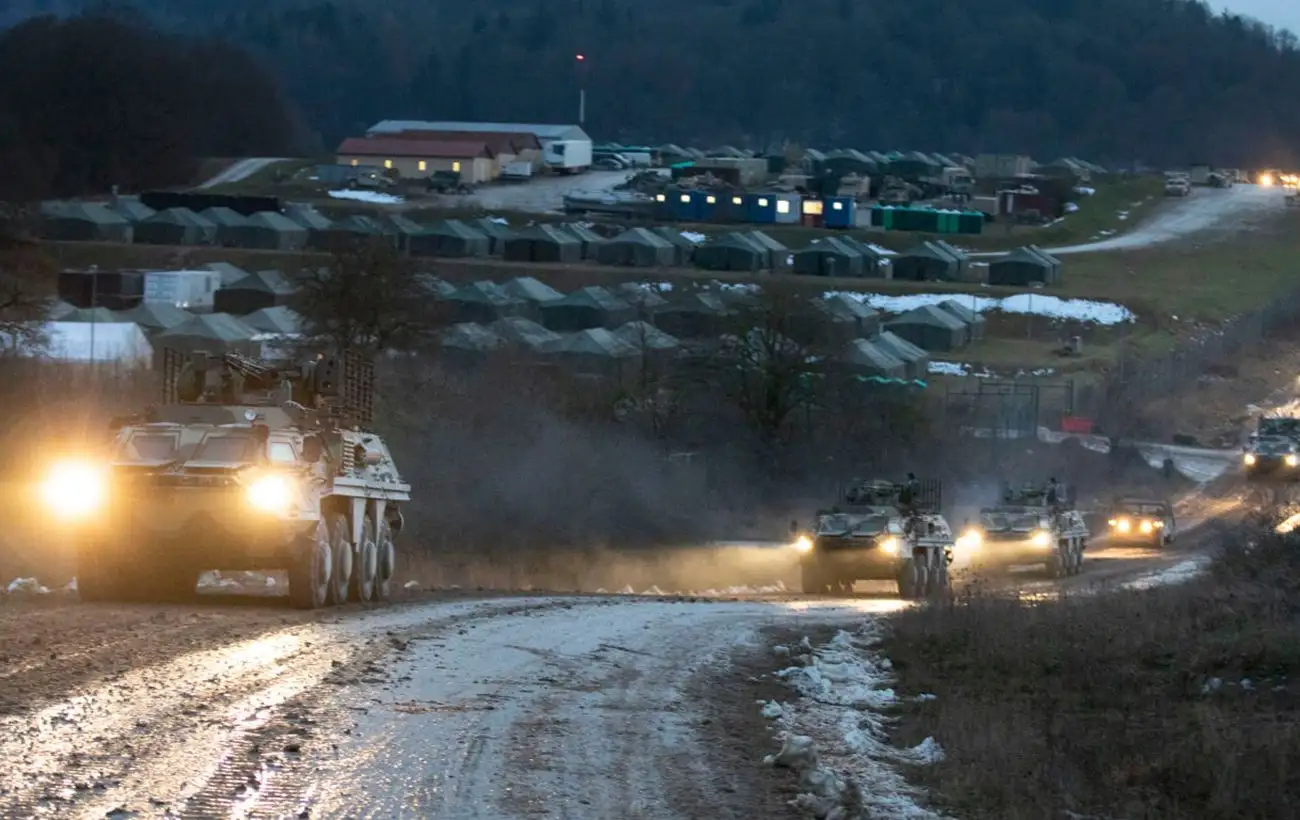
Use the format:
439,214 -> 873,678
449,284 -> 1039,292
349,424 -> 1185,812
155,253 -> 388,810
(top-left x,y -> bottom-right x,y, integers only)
195,158 -> 288,190
460,170 -> 635,213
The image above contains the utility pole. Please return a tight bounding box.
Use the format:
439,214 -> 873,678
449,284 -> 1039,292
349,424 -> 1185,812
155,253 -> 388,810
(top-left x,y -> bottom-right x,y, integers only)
89,265 -> 98,365
575,53 -> 587,125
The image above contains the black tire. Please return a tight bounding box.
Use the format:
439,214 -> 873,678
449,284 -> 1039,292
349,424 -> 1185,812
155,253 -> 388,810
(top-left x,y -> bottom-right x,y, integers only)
374,517 -> 397,601
1047,544 -> 1067,579
896,559 -> 924,599
926,551 -> 950,598
350,515 -> 379,603
326,512 -> 352,606
800,562 -> 830,595
289,519 -> 333,610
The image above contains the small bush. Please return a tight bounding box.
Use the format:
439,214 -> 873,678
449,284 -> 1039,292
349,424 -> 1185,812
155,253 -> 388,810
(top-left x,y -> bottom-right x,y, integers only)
886,523 -> 1300,820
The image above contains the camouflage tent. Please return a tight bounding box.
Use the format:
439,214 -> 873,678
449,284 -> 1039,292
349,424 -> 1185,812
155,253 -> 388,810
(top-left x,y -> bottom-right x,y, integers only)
503,224 -> 583,264
242,306 -> 303,335
989,247 -> 1054,287
134,208 -> 217,246
891,242 -> 959,282
107,196 -> 155,223
415,274 -> 458,298
792,237 -> 864,277
229,211 -> 309,251
611,282 -> 670,313
557,223 -> 607,260
202,262 -> 251,287
654,292 -> 732,338
539,286 -> 635,332
885,304 -> 969,352
931,240 -> 972,280
39,202 -> 132,243
1024,245 -> 1063,284
153,313 -> 258,363
322,215 -> 392,250
59,306 -> 119,323
874,330 -> 931,380
838,240 -> 893,279
444,281 -> 526,323
935,298 -> 986,342
840,338 -> 907,380
821,293 -> 882,337
693,232 -> 766,272
650,227 -> 697,266
596,228 -> 675,267
788,296 -> 863,347
542,327 -> 640,372
612,320 -> 681,352
414,220 -> 490,258
200,207 -> 252,247
501,276 -> 564,306
489,316 -> 562,352
471,218 -> 514,255
745,230 -> 789,270
284,204 -> 334,250
116,302 -> 193,333
213,269 -> 298,315
439,323 -> 506,361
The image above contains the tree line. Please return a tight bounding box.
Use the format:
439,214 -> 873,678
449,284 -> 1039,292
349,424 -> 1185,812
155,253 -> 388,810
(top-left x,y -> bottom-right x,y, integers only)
7,0 -> 1300,168
0,12 -> 300,201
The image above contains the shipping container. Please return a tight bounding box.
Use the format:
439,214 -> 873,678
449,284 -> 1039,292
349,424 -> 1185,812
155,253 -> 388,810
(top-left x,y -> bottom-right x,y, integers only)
823,196 -> 856,229
690,190 -> 722,222
143,269 -> 223,310
746,193 -> 777,224
57,270 -> 144,310
772,193 -> 801,224
800,199 -> 825,229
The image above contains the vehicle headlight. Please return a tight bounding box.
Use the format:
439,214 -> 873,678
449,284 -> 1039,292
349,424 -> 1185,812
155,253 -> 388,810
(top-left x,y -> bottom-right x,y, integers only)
956,530 -> 981,550
791,534 -> 813,553
1030,529 -> 1052,547
1154,520 -> 1165,528
879,536 -> 900,555
1244,453 -> 1257,466
41,460 -> 107,518
245,474 -> 293,512
1117,518 -> 1131,533
1139,520 -> 1153,534
1286,454 -> 1297,467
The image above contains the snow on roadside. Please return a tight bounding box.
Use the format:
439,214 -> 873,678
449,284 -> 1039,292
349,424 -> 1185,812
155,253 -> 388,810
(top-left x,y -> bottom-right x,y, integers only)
763,628 -> 947,819
328,189 -> 405,205
5,577 -> 76,594
832,291 -> 1136,325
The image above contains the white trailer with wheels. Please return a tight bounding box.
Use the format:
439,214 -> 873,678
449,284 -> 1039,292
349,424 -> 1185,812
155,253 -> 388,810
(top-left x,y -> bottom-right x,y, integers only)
544,140 -> 592,174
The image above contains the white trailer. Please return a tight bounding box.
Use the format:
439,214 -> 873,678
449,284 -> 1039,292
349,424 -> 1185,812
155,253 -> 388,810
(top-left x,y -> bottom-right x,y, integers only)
143,269 -> 222,310
544,140 -> 592,174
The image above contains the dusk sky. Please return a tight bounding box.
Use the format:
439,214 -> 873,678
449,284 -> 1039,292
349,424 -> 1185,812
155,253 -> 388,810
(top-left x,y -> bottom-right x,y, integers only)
1219,1 -> 1300,35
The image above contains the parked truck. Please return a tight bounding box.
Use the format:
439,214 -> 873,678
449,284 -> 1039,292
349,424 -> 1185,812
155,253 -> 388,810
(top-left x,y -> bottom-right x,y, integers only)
544,140 -> 592,175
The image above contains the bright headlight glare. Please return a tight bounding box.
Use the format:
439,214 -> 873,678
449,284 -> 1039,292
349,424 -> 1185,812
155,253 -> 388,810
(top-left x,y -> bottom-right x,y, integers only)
957,530 -> 981,550
792,535 -> 813,553
41,460 -> 106,517
1139,520 -> 1153,534
879,536 -> 900,554
1287,455 -> 1298,467
1030,529 -> 1052,547
1117,519 -> 1131,532
1244,453 -> 1257,466
245,474 -> 292,512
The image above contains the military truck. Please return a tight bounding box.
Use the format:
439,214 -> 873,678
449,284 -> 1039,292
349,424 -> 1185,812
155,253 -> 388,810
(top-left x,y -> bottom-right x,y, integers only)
1105,496 -> 1175,546
1243,416 -> 1300,480
791,477 -> 954,599
45,349 -> 411,609
958,480 -> 1089,578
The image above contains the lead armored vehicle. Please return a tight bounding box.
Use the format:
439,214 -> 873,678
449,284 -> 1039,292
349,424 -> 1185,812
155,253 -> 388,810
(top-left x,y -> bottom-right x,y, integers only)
791,477 -> 954,599
960,481 -> 1088,578
46,349 -> 411,609
1243,417 -> 1300,481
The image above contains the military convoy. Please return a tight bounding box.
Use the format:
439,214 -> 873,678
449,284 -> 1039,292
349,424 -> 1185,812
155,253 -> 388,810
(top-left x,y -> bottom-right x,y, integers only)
1243,416 -> 1300,481
47,349 -> 410,609
792,477 -> 954,598
958,480 -> 1089,578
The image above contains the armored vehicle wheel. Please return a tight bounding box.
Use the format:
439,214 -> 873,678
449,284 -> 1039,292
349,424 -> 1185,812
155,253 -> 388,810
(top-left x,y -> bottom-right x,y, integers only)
835,579 -> 854,595
289,519 -> 333,610
326,512 -> 352,606
925,551 -> 950,599
896,559 -> 924,599
350,515 -> 379,603
1047,544 -> 1067,579
374,518 -> 396,601
800,562 -> 831,595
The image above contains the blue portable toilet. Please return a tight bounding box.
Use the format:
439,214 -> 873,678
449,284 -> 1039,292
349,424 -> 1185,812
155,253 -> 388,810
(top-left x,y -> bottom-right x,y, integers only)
746,193 -> 777,224
772,193 -> 802,224
691,190 -> 721,222
823,196 -> 856,229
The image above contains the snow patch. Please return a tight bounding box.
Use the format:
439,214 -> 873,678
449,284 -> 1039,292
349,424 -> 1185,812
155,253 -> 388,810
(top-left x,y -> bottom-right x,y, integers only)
680,231 -> 707,244
6,577 -> 50,595
832,290 -> 1136,325
328,189 -> 405,205
403,580 -> 420,590
764,627 -> 947,819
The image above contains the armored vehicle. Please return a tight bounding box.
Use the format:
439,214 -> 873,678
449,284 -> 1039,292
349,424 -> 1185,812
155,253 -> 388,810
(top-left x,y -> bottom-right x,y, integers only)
45,349 -> 411,609
959,481 -> 1089,578
1106,496 -> 1175,546
1243,417 -> 1300,480
791,477 -> 954,599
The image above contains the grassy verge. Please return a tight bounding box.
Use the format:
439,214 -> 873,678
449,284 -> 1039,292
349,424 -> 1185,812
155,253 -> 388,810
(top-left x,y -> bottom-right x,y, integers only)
885,521 -> 1300,820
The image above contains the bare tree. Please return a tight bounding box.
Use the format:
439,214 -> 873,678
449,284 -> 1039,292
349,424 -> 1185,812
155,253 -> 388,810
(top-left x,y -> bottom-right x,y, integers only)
292,236 -> 428,357
0,215 -> 55,354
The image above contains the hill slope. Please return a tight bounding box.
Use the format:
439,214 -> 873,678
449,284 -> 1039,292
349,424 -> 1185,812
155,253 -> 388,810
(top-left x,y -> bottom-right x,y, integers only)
6,0 -> 1300,165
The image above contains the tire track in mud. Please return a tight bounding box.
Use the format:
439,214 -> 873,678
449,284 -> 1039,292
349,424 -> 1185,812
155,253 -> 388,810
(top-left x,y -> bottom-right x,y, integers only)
0,597 -> 598,819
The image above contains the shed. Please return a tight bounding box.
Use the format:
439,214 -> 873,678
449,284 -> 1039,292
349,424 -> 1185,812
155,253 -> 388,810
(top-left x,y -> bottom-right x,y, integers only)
39,202 -> 132,243
203,262 -> 251,288
231,211 -> 309,251
200,207 -> 251,247
840,338 -> 907,380
539,286 -> 635,332
596,228 -> 675,267
885,305 -> 968,352
746,231 -> 789,270
444,281 -> 526,323
415,220 -> 490,258
116,302 -> 193,333
654,292 -> 732,338
107,196 -> 155,223
936,298 -> 986,342
558,223 -> 606,260
488,316 -> 562,352
693,233 -> 766,272
612,321 -> 681,353
503,224 -> 583,264
242,306 -> 304,334
873,330 -> 930,380
134,208 -> 216,246
471,218 -> 514,255
891,243 -> 959,282
501,276 -> 565,306
792,237 -> 864,278
650,227 -> 697,266
41,321 -> 153,366
213,269 -> 298,315
153,313 -> 258,361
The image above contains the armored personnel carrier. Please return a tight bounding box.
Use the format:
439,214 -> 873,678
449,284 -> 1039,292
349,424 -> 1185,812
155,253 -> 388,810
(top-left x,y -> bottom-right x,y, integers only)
1243,417 -> 1300,481
959,481 -> 1088,578
791,477 -> 954,599
47,348 -> 411,609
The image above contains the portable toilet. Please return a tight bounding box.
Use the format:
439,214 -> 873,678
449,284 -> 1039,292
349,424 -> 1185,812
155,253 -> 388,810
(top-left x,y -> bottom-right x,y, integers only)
746,193 -> 777,224
691,190 -> 721,222
773,193 -> 801,224
801,199 -> 825,229
823,196 -> 856,229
